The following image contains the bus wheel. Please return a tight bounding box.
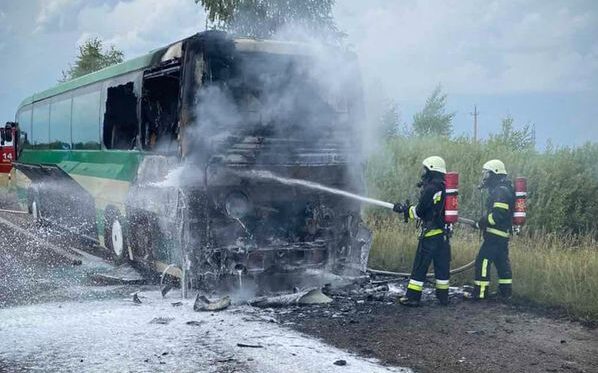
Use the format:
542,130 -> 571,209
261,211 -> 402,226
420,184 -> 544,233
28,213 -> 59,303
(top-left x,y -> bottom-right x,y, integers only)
105,209 -> 129,264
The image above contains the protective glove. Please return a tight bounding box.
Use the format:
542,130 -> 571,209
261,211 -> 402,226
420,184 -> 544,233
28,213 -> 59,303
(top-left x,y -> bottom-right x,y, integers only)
394,200 -> 412,223
393,202 -> 406,213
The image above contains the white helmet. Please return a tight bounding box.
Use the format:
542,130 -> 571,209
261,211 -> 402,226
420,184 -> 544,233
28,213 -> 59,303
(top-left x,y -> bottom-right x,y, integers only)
422,156 -> 446,174
483,159 -> 507,175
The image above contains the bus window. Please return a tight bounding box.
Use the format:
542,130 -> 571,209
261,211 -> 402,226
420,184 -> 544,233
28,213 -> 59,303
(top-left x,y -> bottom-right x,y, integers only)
141,70 -> 180,152
17,108 -> 31,149
32,101 -> 50,149
72,89 -> 101,150
103,82 -> 138,150
50,95 -> 72,150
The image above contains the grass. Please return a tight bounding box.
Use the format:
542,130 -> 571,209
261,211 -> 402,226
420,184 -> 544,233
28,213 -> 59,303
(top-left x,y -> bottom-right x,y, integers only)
366,215 -> 598,321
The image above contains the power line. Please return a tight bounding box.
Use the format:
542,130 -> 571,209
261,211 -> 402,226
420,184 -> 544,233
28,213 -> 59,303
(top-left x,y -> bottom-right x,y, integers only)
470,105 -> 479,142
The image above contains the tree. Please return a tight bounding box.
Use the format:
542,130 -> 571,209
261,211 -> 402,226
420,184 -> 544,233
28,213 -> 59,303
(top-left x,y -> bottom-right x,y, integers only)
412,85 -> 455,137
195,0 -> 340,39
379,100 -> 401,138
378,100 -> 412,138
489,116 -> 535,151
61,37 -> 124,82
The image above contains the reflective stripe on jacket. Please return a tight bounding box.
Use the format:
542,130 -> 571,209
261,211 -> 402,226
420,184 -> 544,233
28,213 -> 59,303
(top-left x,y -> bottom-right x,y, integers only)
484,181 -> 515,239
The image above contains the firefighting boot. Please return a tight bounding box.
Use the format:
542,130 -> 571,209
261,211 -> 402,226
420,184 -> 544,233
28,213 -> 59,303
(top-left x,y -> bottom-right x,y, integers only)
398,296 -> 420,307
400,282 -> 423,307
436,289 -> 449,306
498,282 -> 512,301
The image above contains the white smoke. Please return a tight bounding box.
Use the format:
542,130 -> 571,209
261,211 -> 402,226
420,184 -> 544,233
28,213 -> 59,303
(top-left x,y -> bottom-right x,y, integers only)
157,25 -> 380,193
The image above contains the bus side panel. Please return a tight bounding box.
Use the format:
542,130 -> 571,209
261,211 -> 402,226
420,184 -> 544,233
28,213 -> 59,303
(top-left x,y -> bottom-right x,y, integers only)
16,149 -> 142,243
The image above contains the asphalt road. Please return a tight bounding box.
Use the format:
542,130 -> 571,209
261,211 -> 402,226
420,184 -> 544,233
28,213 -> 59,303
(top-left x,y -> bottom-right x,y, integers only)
0,193 -> 408,373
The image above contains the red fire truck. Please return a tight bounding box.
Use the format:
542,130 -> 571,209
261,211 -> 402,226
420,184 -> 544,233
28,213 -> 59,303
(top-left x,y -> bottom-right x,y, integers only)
0,122 -> 18,178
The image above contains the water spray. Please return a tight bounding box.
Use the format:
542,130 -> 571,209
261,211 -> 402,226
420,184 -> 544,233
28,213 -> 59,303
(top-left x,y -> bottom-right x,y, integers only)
239,170 -> 395,210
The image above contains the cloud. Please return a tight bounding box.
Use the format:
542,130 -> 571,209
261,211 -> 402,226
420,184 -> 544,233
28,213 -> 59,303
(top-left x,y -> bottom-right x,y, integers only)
77,0 -> 206,57
335,0 -> 598,98
35,0 -> 83,32
33,0 -> 205,56
0,11 -> 8,51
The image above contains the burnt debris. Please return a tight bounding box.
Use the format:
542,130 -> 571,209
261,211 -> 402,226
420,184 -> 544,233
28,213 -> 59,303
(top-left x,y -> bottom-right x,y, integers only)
193,294 -> 232,312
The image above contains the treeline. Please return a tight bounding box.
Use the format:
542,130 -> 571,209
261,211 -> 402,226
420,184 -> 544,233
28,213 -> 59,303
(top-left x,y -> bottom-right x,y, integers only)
366,135 -> 598,235
367,84 -> 598,235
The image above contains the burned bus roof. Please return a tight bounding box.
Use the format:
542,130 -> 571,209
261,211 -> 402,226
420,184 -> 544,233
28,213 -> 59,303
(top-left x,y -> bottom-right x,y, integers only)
234,38 -> 312,55
16,32 -> 331,111
17,46 -> 169,111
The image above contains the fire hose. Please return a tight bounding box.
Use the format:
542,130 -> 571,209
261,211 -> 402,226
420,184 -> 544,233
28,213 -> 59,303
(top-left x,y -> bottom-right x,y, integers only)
0,208 -> 28,214
366,216 -> 478,278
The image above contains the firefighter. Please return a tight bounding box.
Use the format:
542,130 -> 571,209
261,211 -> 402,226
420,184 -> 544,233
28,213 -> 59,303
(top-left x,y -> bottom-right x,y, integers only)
470,159 -> 515,300
394,156 -> 450,306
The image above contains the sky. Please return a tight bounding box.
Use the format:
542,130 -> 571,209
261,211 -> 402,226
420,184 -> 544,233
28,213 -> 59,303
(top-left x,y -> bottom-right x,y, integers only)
0,0 -> 596,147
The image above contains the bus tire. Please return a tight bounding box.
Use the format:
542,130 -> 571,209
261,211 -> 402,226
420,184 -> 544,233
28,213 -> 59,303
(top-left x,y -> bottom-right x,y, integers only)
105,208 -> 129,264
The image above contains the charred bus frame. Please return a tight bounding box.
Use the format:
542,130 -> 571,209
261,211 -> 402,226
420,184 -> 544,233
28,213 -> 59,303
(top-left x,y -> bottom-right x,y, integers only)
12,31 -> 371,290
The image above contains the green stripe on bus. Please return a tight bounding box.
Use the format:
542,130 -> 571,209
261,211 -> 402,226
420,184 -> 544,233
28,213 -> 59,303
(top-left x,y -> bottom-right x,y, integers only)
18,149 -> 143,182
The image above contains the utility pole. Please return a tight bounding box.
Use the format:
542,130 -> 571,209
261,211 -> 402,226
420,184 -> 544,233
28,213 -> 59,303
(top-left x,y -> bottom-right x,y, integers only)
470,105 -> 479,142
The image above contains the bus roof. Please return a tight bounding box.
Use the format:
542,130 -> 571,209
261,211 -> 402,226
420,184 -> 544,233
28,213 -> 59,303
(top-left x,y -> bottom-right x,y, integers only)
17,33 -> 318,112
17,46 -> 167,111
234,38 -> 312,55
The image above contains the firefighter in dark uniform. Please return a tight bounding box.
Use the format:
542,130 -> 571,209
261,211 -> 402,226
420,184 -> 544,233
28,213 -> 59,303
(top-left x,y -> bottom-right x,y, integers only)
394,156 -> 450,306
471,159 -> 515,300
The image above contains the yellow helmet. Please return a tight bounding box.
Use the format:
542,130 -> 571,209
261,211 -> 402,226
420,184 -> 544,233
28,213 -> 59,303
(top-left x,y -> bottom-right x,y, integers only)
483,159 -> 507,175
422,156 -> 446,174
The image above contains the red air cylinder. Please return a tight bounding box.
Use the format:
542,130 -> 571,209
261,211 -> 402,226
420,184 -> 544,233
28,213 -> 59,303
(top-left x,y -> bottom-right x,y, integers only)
513,177 -> 527,226
444,172 -> 459,224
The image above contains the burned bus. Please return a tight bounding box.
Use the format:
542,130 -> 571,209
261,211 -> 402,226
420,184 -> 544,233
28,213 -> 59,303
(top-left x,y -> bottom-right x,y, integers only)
12,31 -> 371,289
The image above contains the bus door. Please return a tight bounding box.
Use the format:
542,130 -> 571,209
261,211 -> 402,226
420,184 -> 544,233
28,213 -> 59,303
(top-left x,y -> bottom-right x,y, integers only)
0,123 -> 17,174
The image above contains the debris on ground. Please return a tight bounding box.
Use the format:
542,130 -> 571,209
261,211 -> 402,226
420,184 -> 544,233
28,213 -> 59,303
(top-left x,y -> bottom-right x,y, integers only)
193,294 -> 231,312
267,274 -> 598,373
334,359 -> 347,366
249,288 -> 332,308
364,285 -> 389,294
171,301 -> 183,307
186,320 -> 205,326
149,317 -> 174,325
237,343 -> 264,348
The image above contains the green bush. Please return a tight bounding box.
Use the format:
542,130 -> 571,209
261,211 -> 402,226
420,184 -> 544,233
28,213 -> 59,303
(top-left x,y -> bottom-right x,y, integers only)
366,136 -> 598,235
